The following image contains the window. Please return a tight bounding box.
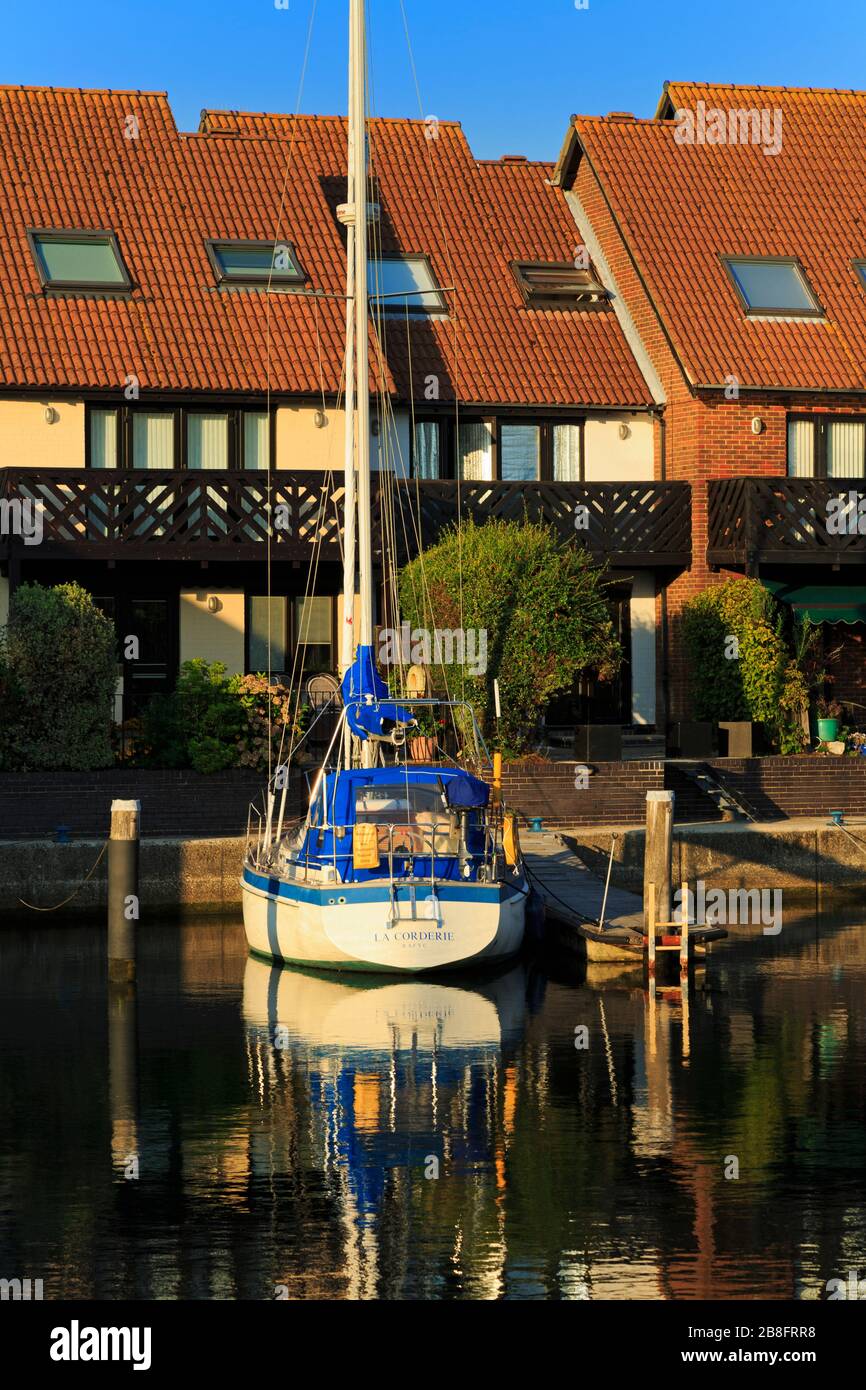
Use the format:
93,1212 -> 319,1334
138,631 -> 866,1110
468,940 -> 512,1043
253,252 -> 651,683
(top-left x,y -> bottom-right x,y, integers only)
723,257 -> 822,317
458,421 -> 494,481
413,421 -> 440,479
854,261 -> 866,292
249,596 -> 287,674
187,414 -> 229,470
553,423 -> 582,481
89,410 -> 119,469
85,405 -> 272,470
294,596 -> 333,674
500,424 -> 540,481
243,413 -> 270,469
28,229 -> 131,291
133,413 -> 175,469
368,255 -> 446,314
410,417 -> 586,481
206,239 -> 306,287
787,416 -> 866,478
512,261 -> 609,308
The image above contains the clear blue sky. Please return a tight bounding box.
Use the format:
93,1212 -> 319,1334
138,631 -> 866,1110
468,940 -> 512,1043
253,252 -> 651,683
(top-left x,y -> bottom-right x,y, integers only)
3,0 -> 866,161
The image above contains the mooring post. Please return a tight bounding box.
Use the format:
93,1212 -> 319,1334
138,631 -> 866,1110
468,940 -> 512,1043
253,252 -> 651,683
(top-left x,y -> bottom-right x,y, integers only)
108,799 -> 140,984
647,880 -> 656,976
644,789 -> 674,936
680,879 -> 689,978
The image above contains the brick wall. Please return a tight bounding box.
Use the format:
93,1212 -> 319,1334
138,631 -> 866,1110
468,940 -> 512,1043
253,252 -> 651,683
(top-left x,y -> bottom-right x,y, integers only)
707,756 -> 866,820
0,770 -> 298,840
500,760 -> 663,825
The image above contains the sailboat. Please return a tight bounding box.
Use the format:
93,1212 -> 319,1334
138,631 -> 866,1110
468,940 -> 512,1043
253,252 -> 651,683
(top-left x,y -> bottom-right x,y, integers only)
240,0 -> 528,973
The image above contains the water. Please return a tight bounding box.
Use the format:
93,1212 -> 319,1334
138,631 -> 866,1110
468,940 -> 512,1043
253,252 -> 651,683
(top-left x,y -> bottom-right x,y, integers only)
1,910 -> 864,1300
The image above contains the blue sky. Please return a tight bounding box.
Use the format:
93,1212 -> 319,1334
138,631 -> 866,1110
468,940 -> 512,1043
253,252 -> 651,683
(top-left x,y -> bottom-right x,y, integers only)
3,0 -> 866,160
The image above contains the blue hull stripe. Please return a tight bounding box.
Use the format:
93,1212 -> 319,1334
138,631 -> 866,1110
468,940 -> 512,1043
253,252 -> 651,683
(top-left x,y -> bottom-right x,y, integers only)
243,865 -> 526,907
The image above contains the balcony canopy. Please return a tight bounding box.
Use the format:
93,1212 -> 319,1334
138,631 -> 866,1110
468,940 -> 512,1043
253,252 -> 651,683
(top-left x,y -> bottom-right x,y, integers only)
764,580 -> 866,625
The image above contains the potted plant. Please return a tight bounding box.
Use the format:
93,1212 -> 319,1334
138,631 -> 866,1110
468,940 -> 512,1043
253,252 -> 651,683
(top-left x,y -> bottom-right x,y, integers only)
408,707 -> 443,762
816,697 -> 843,744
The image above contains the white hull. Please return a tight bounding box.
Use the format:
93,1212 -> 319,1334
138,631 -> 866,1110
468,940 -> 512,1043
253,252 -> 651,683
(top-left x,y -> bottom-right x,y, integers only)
242,867 -> 526,973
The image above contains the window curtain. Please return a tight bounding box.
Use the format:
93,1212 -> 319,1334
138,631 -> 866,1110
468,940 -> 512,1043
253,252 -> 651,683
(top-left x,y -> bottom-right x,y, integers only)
553,424 -> 581,481
132,413 -> 174,469
458,421 -> 493,481
187,414 -> 229,470
827,422 -> 865,478
786,420 -> 815,478
413,422 -> 440,479
243,412 -> 270,470
500,425 -> 540,482
89,409 -> 118,468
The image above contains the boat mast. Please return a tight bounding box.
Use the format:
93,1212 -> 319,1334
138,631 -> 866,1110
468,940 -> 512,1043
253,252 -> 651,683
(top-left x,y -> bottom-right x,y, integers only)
340,2 -> 356,680
350,0 -> 375,768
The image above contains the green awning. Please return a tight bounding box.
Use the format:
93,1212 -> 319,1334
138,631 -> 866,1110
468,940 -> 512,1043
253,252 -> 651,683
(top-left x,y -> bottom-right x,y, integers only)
764,581 -> 866,625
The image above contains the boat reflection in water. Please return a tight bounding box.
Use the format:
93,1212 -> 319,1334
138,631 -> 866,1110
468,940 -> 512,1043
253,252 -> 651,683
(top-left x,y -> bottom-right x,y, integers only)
242,955 -> 530,1298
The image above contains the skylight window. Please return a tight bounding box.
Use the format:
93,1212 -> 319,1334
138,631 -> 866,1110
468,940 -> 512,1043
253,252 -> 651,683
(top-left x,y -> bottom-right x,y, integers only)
368,255 -> 446,313
723,257 -> 822,317
853,260 -> 866,292
512,261 -> 610,308
206,239 -> 307,287
28,230 -> 131,291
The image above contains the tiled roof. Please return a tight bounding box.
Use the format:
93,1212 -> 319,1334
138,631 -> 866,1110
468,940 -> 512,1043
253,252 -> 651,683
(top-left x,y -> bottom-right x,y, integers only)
569,82 -> 866,393
0,85 -> 651,407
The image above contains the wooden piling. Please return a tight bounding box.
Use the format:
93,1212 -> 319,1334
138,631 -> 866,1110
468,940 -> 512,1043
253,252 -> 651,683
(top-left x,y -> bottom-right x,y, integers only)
680,879 -> 689,977
108,799 -> 139,984
644,789 -> 674,936
647,880 -> 656,977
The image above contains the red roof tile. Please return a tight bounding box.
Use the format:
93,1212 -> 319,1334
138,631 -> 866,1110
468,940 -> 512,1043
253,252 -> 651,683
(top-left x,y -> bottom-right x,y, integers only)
0,86 -> 651,407
569,82 -> 866,393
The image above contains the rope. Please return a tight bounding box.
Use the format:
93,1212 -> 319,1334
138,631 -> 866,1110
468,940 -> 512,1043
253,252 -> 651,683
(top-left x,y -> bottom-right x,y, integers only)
18,838 -> 109,912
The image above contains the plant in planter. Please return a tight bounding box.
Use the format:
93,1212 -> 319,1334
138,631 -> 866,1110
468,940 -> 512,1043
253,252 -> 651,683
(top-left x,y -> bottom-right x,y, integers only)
815,697 -> 844,744
408,706 -> 445,762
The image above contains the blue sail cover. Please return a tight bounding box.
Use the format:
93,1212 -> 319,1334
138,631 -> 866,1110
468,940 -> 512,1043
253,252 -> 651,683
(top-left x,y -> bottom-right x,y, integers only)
341,644 -> 414,742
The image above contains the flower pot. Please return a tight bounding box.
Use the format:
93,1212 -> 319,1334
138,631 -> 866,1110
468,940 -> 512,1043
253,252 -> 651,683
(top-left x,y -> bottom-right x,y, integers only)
817,718 -> 839,743
409,735 -> 437,762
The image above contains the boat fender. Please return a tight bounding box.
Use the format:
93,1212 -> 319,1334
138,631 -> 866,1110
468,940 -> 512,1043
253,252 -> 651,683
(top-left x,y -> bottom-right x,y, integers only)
503,812 -> 521,868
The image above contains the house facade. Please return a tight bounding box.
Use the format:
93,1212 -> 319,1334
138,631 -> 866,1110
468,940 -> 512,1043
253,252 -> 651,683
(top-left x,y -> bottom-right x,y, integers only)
553,81 -> 866,720
0,85 -> 690,735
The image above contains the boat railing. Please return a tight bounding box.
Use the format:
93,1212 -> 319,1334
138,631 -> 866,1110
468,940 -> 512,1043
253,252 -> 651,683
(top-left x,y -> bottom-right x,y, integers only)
248,808 -> 509,887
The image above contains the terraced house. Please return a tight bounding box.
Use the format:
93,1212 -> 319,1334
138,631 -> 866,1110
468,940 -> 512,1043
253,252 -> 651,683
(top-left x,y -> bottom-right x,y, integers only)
0,84 -> 688,737
553,80 -> 866,718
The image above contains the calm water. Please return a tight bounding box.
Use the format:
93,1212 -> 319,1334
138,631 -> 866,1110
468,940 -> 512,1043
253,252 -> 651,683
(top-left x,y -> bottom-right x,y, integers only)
1,909 -> 865,1300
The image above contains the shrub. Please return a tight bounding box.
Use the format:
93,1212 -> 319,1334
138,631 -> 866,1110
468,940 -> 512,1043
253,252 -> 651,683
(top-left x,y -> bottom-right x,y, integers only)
397,517 -> 622,757
681,578 -> 808,753
140,661 -> 302,772
0,582 -> 117,770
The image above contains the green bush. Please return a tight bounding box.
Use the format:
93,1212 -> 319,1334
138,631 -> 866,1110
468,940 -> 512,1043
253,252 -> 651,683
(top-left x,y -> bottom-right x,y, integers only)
681,578 -> 808,753
397,517 -> 622,757
140,661 -> 302,772
0,581 -> 117,770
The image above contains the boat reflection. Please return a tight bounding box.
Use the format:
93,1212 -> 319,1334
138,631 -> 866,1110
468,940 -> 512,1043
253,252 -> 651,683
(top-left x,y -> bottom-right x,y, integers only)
242,957 -> 531,1297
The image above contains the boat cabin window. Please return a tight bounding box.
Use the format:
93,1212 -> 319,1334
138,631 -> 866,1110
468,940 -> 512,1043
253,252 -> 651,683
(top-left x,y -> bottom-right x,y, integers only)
355,783 -> 444,824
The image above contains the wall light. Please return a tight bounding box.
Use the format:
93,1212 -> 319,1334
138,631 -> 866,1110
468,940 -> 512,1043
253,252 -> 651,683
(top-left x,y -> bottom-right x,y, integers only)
314,409 -> 327,429
207,596 -> 221,614
44,406 -> 58,425
751,417 -> 765,435
618,422 -> 631,441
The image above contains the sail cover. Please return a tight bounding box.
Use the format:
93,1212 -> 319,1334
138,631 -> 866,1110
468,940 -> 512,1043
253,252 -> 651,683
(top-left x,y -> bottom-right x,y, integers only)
341,644 -> 415,742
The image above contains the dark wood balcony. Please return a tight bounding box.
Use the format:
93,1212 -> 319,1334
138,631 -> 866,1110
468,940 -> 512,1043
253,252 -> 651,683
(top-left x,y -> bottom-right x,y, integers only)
0,469 -> 691,567
708,477 -> 866,571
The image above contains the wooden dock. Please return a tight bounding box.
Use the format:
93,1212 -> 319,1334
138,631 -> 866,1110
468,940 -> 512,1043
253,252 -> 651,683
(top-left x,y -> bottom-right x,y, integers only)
522,833 -> 725,963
